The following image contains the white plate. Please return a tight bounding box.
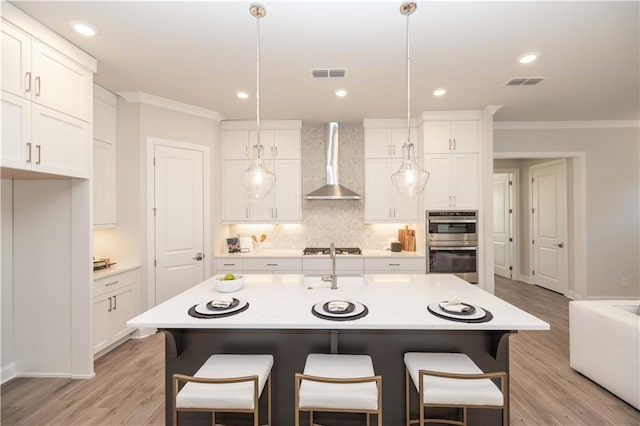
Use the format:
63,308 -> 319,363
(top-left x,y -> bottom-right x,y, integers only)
195,299 -> 247,315
313,300 -> 366,318
428,302 -> 487,320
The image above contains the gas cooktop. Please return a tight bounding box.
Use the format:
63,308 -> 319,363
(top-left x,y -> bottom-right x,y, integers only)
303,247 -> 362,255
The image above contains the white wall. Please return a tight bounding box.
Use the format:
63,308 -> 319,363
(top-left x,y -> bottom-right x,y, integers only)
1,179 -> 15,382
494,126 -> 640,298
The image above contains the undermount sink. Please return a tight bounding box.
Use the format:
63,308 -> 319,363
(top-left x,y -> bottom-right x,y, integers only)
302,275 -> 368,289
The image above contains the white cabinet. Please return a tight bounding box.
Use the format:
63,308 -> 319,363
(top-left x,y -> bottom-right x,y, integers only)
222,121 -> 302,223
423,121 -> 479,154
215,258 -> 244,272
243,258 -> 302,274
364,257 -> 425,274
93,268 -> 138,355
93,85 -> 117,228
424,153 -> 479,210
364,126 -> 418,222
302,257 -> 364,276
1,19 -> 93,179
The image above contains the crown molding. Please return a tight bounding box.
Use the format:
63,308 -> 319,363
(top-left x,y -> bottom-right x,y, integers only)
117,92 -> 224,122
494,120 -> 640,130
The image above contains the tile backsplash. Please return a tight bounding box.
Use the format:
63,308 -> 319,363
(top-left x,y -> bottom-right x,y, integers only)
228,123 -> 415,251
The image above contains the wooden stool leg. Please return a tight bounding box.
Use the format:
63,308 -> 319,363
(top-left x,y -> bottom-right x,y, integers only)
463,407 -> 468,426
367,413 -> 370,426
211,411 -> 215,426
309,410 -> 313,426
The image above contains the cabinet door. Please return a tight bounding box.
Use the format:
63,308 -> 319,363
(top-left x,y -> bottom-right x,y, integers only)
92,295 -> 111,354
424,154 -> 453,210
1,22 -> 31,99
110,286 -> 135,342
365,158 -> 392,221
94,139 -> 116,227
249,192 -> 275,221
452,154 -> 479,209
273,160 -> 301,221
93,87 -> 117,143
451,121 -> 479,153
423,122 -> 452,153
391,128 -> 418,158
32,40 -> 92,122
1,91 -> 32,170
249,130 -> 275,160
223,160 -> 250,221
390,158 -> 419,221
365,128 -> 392,158
274,129 -> 300,159
223,130 -> 250,159
32,104 -> 91,178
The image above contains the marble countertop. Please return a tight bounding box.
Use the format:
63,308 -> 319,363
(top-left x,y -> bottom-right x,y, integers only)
93,263 -> 140,280
128,274 -> 549,331
216,250 -> 425,258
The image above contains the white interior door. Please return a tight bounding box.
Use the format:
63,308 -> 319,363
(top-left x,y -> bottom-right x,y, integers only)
154,144 -> 205,304
493,173 -> 512,279
531,160 -> 567,294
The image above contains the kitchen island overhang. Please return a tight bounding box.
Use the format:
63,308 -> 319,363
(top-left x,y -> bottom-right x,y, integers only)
128,274 -> 548,426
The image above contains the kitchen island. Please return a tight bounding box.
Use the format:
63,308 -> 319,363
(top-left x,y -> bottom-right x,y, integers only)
128,274 -> 548,425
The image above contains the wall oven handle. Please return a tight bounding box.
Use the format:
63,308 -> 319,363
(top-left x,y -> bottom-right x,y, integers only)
428,246 -> 477,251
428,219 -> 477,223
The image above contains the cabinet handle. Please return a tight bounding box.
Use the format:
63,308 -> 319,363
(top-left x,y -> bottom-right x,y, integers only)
245,146 -> 249,157
448,195 -> 452,207
453,138 -> 456,150
453,195 -> 456,206
35,145 -> 41,165
274,208 -> 278,218
108,297 -> 112,312
223,263 -> 236,266
266,263 -> 278,266
25,72 -> 32,93
245,207 -> 249,219
448,139 -> 452,151
113,295 -> 117,310
393,207 -> 396,217
26,143 -> 32,163
389,207 -> 392,218
35,76 -> 41,97
393,145 -> 396,156
388,263 -> 400,266
105,280 -> 119,286
274,146 -> 278,157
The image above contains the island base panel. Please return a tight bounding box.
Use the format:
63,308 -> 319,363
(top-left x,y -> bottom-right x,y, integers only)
163,328 -> 512,426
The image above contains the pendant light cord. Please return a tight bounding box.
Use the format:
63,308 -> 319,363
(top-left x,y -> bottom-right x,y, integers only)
256,13 -> 261,145
406,9 -> 411,144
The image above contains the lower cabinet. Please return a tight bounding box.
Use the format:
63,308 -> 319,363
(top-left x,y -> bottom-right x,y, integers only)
364,257 -> 426,274
242,258 -> 302,274
93,268 -> 138,355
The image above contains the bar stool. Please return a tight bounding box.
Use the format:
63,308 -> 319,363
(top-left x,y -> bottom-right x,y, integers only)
173,354 -> 273,426
294,354 -> 382,426
404,352 -> 507,426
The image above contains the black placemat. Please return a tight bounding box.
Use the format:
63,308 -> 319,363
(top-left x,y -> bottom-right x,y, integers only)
188,302 -> 249,319
322,301 -> 356,315
312,305 -> 369,321
427,305 -> 493,323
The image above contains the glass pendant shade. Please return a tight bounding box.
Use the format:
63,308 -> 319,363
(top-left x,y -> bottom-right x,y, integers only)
241,143 -> 276,198
391,143 -> 429,196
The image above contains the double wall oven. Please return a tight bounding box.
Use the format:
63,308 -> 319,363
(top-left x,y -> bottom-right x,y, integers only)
426,210 -> 478,284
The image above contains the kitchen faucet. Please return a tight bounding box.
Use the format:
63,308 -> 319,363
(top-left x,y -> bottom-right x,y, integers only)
322,242 -> 338,289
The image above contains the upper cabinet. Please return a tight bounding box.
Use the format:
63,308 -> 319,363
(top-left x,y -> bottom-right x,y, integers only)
363,121 -> 418,223
421,118 -> 480,210
1,12 -> 96,179
221,120 -> 302,223
423,121 -> 479,154
93,85 -> 117,228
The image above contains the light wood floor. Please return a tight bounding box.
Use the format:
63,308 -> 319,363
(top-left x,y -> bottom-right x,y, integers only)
2,277 -> 639,425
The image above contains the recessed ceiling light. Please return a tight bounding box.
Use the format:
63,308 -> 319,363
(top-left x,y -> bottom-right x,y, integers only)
70,21 -> 97,37
236,91 -> 249,99
517,52 -> 540,64
335,89 -> 347,97
432,88 -> 447,97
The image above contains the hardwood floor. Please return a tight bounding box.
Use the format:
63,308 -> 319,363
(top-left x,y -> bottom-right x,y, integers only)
2,277 -> 639,425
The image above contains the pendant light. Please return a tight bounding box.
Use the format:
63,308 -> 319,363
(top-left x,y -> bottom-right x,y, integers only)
241,3 -> 276,198
391,1 -> 429,197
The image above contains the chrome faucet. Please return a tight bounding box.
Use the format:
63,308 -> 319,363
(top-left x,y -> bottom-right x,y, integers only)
322,242 -> 338,289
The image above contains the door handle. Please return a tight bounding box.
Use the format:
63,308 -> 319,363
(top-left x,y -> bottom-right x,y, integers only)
554,243 -> 564,248
193,252 -> 204,261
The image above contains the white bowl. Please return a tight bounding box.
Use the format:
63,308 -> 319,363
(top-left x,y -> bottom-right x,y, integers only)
214,274 -> 244,293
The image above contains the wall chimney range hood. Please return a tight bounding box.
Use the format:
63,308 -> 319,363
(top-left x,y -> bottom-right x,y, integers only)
305,122 -> 362,200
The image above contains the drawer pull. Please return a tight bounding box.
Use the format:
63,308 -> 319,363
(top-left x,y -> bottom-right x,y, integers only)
105,280 -> 119,286
266,263 -> 278,266
388,263 -> 401,266
223,263 -> 236,266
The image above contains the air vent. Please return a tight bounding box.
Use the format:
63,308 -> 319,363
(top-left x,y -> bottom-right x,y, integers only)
312,68 -> 346,78
505,77 -> 546,86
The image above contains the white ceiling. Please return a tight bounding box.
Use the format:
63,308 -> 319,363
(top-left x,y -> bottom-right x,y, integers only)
10,1 -> 640,123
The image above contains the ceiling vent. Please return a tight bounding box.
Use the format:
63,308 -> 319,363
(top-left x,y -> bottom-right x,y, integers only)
312,68 -> 346,78
505,77 -> 546,86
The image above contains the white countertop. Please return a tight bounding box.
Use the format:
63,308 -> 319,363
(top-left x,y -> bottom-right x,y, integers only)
216,250 -> 425,258
128,274 -> 549,331
93,263 -> 140,280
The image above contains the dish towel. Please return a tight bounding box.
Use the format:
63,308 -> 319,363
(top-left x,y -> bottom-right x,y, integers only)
210,297 -> 234,308
439,296 -> 471,312
327,301 -> 350,312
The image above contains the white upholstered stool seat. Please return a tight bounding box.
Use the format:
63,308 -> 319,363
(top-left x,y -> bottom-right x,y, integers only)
173,354 -> 273,426
404,352 -> 507,426
295,354 -> 382,426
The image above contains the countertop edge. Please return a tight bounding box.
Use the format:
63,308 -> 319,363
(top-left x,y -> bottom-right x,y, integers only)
94,263 -> 141,280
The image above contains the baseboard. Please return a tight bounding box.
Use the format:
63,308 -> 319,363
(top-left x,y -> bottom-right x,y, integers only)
71,372 -> 95,380
565,290 -> 577,300
130,327 -> 157,339
16,372 -> 72,378
1,362 -> 16,384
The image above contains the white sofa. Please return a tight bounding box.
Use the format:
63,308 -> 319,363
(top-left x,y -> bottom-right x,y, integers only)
569,300 -> 640,410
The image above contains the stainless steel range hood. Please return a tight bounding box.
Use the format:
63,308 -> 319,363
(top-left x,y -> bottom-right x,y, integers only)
305,122 -> 362,200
